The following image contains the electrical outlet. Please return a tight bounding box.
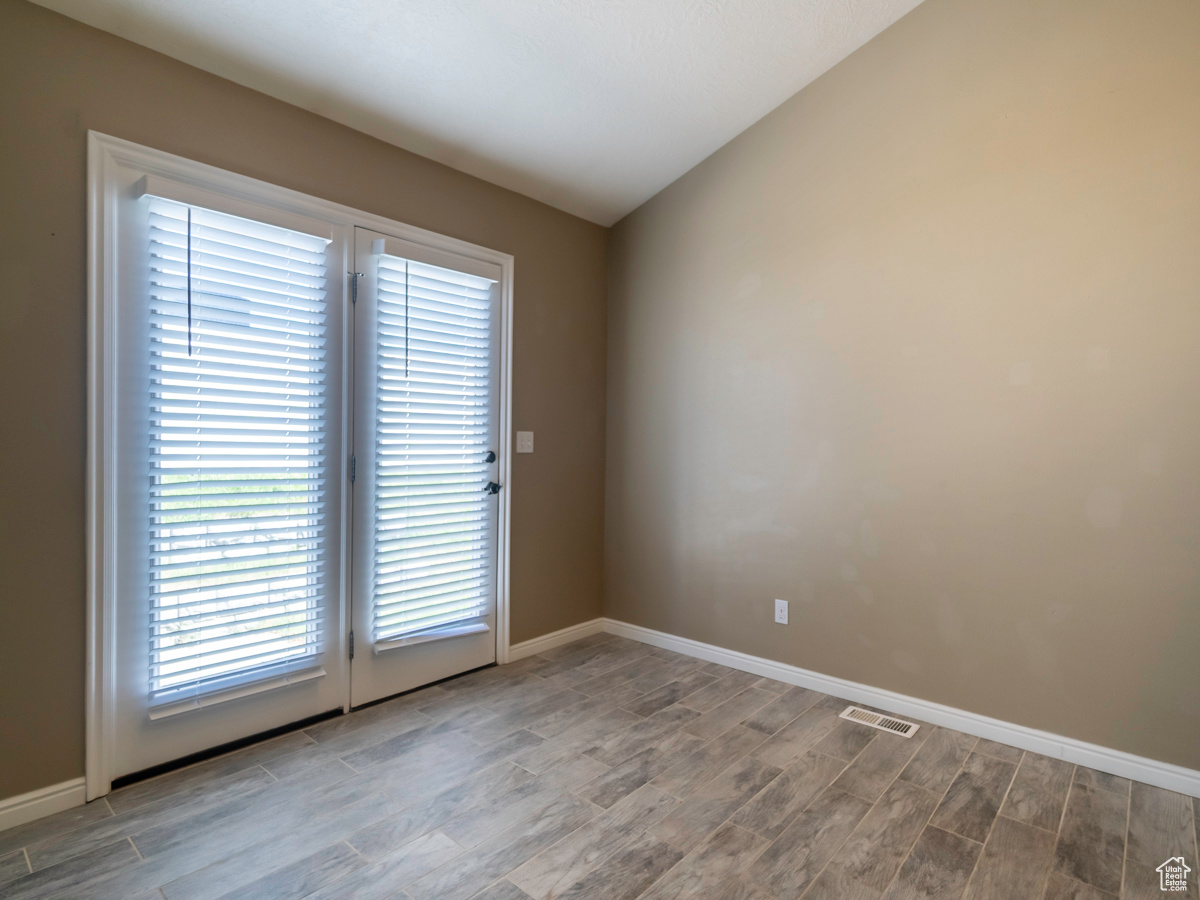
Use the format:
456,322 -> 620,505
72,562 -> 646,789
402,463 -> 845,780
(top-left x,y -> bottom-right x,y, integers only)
516,431 -> 534,453
774,599 -> 788,625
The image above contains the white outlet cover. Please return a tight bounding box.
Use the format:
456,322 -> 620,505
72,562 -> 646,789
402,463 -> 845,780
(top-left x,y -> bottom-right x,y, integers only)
516,431 -> 534,453
774,599 -> 788,625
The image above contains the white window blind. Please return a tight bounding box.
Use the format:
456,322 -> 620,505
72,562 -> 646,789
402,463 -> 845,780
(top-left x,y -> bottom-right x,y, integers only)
372,255 -> 496,643
146,196 -> 331,702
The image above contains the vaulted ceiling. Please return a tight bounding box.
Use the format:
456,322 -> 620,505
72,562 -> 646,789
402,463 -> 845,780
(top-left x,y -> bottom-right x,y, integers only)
33,0 -> 924,224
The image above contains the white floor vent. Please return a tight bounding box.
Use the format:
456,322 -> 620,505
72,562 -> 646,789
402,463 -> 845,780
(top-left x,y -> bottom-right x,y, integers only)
839,705 -> 920,738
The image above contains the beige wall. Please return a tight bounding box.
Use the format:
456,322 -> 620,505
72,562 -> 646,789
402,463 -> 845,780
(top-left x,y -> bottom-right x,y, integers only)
0,0 -> 606,799
607,0 -> 1200,770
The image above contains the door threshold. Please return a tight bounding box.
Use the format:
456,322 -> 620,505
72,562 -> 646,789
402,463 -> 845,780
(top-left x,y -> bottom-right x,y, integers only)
114,661 -> 501,791
110,708 -> 344,791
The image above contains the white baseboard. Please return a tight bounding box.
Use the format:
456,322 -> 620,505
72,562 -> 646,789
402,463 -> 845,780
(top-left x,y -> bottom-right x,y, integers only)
602,618 -> 1200,800
0,777 -> 87,833
507,618 -> 607,662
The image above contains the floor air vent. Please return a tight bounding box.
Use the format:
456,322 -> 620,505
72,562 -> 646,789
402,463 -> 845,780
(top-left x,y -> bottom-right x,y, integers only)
839,705 -> 920,738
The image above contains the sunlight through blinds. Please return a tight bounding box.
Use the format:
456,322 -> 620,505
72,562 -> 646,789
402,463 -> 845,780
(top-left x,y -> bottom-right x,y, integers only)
373,254 -> 496,643
146,196 -> 331,702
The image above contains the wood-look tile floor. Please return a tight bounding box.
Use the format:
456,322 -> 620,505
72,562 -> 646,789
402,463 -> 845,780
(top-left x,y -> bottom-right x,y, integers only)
1,634 -> 1197,899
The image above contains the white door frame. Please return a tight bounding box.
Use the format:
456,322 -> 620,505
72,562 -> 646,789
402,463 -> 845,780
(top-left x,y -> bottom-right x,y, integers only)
86,132 -> 514,800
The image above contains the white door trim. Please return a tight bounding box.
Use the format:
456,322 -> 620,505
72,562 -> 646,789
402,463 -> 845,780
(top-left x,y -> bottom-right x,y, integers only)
599,618 -> 1200,800
86,131 -> 513,800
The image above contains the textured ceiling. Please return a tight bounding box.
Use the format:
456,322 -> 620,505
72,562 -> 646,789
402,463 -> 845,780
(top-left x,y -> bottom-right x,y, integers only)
32,0 -> 925,224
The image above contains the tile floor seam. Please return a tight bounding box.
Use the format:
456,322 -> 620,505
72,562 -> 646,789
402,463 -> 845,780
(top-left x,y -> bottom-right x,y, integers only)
959,750 -> 1024,898
925,823 -> 986,847
1054,766 -> 1078,836
677,754 -> 786,858
627,837 -> 691,900
634,717 -> 815,890
1073,765 -> 1133,799
838,787 -> 880,806
1034,858 -> 1058,899
525,797 -> 656,898
971,746 -> 1022,764
798,743 -> 947,900
786,735 -> 938,899
767,736 -> 867,898
1036,766 -> 1080,900
997,811 -> 1058,836
1119,777 -> 1133,898
871,735 -> 978,900
746,696 -> 824,741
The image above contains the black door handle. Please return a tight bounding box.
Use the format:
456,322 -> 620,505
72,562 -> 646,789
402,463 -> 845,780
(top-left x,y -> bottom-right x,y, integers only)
485,482 -> 501,494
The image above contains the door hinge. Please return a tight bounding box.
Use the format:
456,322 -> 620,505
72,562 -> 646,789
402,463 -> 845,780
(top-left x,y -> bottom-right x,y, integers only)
350,454 -> 356,483
349,630 -> 355,660
349,271 -> 363,304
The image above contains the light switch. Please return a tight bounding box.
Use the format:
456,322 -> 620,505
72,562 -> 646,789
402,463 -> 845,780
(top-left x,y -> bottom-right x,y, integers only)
516,431 -> 534,453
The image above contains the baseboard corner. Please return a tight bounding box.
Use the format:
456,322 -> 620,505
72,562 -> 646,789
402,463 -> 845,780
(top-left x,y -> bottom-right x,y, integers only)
506,617 -> 606,662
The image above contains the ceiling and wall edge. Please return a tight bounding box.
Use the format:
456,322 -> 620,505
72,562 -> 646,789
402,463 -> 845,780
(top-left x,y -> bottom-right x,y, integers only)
26,0 -> 927,225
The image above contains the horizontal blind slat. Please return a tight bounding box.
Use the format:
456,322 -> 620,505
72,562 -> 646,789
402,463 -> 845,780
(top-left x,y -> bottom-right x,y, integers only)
152,570 -> 327,603
155,604 -> 327,641
376,604 -> 487,635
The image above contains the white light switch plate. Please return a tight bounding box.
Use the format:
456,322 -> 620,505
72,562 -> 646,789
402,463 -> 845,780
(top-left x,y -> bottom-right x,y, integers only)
516,431 -> 534,453
774,599 -> 788,625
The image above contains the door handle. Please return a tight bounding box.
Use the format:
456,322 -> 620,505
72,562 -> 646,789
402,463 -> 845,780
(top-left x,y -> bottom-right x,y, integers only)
485,482 -> 501,495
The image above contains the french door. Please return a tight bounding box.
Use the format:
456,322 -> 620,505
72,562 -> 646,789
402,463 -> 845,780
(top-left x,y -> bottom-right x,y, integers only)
349,228 -> 501,706
94,135 -> 509,792
109,183 -> 345,779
